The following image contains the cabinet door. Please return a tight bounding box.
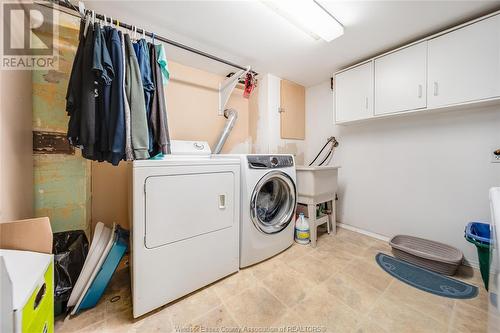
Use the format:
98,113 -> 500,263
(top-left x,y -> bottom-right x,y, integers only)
375,42 -> 427,115
280,79 -> 305,140
427,14 -> 500,108
335,61 -> 373,123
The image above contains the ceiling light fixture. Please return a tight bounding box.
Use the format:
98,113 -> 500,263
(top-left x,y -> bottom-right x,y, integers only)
262,0 -> 344,42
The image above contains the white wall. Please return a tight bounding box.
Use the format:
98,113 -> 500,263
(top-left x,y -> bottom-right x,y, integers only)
306,80 -> 500,264
0,70 -> 33,222
305,81 -> 339,166
253,74 -> 306,164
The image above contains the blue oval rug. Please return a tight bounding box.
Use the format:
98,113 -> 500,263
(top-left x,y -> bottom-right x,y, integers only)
376,253 -> 478,299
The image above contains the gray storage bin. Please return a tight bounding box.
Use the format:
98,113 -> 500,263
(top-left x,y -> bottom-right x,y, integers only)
389,235 -> 463,276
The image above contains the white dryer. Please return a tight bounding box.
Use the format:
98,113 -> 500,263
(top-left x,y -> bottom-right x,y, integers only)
222,154 -> 297,267
130,141 -> 240,318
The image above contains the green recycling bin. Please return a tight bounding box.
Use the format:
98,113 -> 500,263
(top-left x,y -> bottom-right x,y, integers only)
465,222 -> 491,290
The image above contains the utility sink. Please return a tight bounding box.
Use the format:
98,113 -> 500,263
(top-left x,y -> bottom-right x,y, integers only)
295,165 -> 340,202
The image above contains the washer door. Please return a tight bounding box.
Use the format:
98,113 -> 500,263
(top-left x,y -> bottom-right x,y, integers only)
250,171 -> 296,234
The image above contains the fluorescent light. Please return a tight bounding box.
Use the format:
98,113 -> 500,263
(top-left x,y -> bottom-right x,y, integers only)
262,0 -> 344,42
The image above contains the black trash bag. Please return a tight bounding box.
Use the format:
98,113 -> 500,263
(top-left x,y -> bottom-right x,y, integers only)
52,230 -> 89,302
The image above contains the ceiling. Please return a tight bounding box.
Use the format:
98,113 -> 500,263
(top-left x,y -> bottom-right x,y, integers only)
85,1 -> 500,87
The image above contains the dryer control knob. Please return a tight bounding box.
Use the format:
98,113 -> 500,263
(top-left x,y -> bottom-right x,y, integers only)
193,142 -> 204,150
270,157 -> 279,167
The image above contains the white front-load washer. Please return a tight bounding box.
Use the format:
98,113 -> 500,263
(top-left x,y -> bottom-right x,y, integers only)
220,154 -> 297,267
130,141 -> 240,318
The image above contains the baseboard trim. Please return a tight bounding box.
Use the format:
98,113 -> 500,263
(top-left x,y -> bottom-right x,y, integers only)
336,223 -> 390,242
337,223 -> 480,270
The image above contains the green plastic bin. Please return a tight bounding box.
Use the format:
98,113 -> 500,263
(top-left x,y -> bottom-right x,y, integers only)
465,235 -> 490,290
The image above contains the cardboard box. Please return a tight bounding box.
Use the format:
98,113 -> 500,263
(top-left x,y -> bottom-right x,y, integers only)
0,217 -> 52,254
0,217 -> 53,333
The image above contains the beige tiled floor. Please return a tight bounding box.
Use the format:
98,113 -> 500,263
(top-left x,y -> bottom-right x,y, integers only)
55,228 -> 489,333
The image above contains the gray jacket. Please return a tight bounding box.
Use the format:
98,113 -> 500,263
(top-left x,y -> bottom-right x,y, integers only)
124,33 -> 149,160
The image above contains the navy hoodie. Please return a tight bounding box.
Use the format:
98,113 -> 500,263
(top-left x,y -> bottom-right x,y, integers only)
106,29 -> 126,165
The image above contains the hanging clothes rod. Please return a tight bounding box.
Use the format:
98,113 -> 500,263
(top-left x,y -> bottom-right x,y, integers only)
53,0 -> 257,75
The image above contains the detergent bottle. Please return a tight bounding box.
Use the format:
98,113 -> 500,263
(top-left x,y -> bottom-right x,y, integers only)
295,213 -> 310,245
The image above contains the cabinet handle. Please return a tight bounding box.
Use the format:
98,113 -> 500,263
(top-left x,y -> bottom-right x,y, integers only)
418,84 -> 422,98
34,283 -> 46,310
365,97 -> 368,109
219,194 -> 226,209
433,82 -> 439,96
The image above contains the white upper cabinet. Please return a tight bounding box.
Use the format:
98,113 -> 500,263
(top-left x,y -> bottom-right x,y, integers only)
374,42 -> 427,115
427,15 -> 500,108
334,12 -> 500,124
335,61 -> 373,123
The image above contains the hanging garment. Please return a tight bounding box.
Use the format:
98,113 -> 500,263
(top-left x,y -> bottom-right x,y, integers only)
97,26 -> 113,160
79,22 -> 97,159
124,34 -> 150,160
66,19 -> 86,146
121,33 -> 133,161
93,25 -> 113,85
243,72 -> 256,99
149,43 -> 171,155
155,43 -> 170,85
104,28 -> 126,166
133,38 -> 155,153
93,24 -> 114,162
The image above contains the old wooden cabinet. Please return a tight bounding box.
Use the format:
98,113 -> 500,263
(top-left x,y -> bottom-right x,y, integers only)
280,79 -> 305,140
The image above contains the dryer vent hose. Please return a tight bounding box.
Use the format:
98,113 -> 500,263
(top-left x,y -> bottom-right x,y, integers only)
214,108 -> 238,154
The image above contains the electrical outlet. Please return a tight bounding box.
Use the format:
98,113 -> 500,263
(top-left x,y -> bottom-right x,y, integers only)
493,149 -> 500,163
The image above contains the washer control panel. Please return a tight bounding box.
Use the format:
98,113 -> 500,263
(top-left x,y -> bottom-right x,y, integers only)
247,155 -> 294,169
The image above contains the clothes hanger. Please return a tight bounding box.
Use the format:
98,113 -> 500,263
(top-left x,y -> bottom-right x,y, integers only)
114,18 -> 123,34
77,1 -> 85,19
115,19 -> 122,33
83,10 -> 94,37
83,12 -> 91,37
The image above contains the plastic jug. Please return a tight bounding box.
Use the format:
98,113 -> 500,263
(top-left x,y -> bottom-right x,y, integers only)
295,213 -> 310,245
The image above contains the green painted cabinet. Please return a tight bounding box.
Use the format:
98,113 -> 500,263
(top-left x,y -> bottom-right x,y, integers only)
32,11 -> 91,234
